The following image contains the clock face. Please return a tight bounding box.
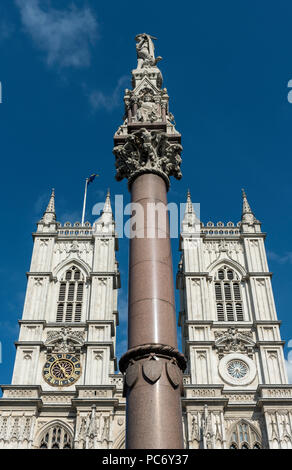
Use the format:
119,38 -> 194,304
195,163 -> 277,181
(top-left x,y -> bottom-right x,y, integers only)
43,354 -> 82,387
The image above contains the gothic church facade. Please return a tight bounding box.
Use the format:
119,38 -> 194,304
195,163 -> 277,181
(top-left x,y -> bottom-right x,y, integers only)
0,190 -> 125,449
0,187 -> 292,449
177,189 -> 292,449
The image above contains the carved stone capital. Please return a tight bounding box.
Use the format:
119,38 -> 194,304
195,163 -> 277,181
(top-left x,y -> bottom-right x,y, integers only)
113,128 -> 182,189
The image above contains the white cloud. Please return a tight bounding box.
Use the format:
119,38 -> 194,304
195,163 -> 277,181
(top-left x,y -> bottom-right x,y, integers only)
15,0 -> 98,68
267,251 -> 292,265
93,188 -> 106,201
33,191 -> 50,214
88,76 -> 130,111
285,359 -> 292,384
58,210 -> 82,225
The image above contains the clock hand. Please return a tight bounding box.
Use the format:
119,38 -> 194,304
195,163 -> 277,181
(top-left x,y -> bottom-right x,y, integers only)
59,365 -> 70,379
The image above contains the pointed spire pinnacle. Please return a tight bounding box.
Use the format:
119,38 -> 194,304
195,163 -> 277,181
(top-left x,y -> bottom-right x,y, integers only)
182,189 -> 199,232
93,188 -> 115,234
45,188 -> 55,214
186,189 -> 194,214
241,188 -> 257,224
103,188 -> 112,214
37,188 -> 57,231
242,188 -> 252,214
40,188 -> 56,224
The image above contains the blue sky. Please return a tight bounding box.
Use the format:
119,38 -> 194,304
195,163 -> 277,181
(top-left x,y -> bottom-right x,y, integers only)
1,0 -> 292,385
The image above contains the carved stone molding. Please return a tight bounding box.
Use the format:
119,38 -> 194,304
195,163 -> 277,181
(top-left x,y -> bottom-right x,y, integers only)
77,407 -> 111,449
142,358 -> 163,384
45,328 -> 85,354
34,277 -> 43,286
191,389 -> 217,398
125,361 -> 140,388
4,389 -> 35,398
223,393 -> 256,402
113,128 -> 182,189
42,395 -> 72,404
54,241 -> 93,255
123,355 -> 183,393
0,415 -> 35,445
166,359 -> 181,388
214,327 -> 255,358
120,343 -> 186,396
77,389 -> 109,398
261,388 -> 292,398
109,375 -> 123,388
119,343 -> 187,373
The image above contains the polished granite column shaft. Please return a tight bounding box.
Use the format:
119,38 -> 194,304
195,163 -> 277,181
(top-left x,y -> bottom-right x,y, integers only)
120,173 -> 185,449
128,173 -> 177,348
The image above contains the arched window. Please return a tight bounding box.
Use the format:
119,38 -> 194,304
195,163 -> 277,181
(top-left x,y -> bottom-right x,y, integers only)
229,420 -> 262,449
56,266 -> 84,323
40,425 -> 73,449
214,266 -> 244,322
218,270 -> 224,280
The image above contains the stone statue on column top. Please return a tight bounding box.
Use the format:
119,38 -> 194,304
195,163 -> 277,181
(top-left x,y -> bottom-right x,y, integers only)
135,33 -> 162,69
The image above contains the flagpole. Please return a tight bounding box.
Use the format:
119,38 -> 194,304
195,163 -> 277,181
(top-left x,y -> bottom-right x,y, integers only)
81,178 -> 88,226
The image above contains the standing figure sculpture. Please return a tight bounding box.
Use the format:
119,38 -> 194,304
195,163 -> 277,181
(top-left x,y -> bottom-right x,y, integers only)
135,33 -> 162,69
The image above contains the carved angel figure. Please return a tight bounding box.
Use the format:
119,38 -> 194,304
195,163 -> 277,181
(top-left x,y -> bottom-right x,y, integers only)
135,34 -> 162,69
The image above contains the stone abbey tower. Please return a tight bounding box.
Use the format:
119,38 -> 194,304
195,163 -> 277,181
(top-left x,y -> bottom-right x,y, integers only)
1,35 -> 292,449
177,189 -> 292,449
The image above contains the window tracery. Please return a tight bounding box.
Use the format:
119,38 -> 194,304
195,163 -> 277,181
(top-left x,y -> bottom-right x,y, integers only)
39,425 -> 73,449
229,421 -> 262,449
214,266 -> 244,322
56,266 -> 84,323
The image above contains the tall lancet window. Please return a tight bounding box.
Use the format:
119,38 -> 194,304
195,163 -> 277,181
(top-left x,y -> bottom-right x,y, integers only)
56,266 -> 84,323
214,266 -> 244,322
